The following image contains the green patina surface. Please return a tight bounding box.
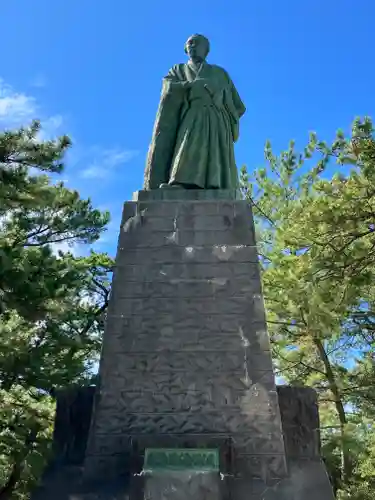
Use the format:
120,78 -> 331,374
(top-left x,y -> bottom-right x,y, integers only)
143,34 -> 246,191
144,448 -> 219,471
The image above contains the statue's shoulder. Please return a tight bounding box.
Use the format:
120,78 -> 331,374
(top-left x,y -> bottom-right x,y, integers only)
164,63 -> 187,80
169,63 -> 187,74
209,63 -> 225,71
209,64 -> 230,78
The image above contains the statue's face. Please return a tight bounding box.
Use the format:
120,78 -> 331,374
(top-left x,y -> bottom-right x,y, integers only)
185,36 -> 207,61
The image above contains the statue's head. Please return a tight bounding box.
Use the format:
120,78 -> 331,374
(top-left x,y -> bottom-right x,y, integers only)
184,34 -> 210,62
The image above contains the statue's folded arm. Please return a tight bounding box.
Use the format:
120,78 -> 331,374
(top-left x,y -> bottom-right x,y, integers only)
143,74 -> 186,190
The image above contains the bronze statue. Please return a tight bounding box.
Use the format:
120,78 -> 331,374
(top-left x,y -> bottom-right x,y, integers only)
144,34 -> 246,190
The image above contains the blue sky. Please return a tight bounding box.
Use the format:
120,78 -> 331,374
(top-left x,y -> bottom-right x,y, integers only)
1,0 -> 375,257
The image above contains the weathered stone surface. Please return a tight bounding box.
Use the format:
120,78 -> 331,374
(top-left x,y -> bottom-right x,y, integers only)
109,294 -> 260,316
32,196 -> 334,499
122,213 -> 249,233
101,370 -> 275,395
91,410 -> 283,436
277,385 -> 321,459
106,316 -> 271,352
144,471 -> 221,500
101,350 -> 273,373
121,228 -> 256,247
135,199 -> 249,218
90,433 -> 285,458
116,244 -> 259,266
233,454 -> 287,479
31,385 -> 334,499
111,277 -> 261,298
97,386 -> 277,413
112,261 -> 260,281
84,197 -> 286,484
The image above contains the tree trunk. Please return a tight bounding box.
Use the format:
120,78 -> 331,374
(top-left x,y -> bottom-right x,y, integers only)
313,337 -> 352,484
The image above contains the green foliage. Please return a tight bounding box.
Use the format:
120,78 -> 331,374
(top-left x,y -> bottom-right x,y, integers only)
0,121 -> 113,499
0,120 -> 110,320
241,117 -> 375,497
0,387 -> 54,500
3,115 -> 375,498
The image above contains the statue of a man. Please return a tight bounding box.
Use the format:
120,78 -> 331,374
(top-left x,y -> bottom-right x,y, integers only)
144,34 -> 246,190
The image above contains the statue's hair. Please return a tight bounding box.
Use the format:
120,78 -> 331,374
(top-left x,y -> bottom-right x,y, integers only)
184,34 -> 210,57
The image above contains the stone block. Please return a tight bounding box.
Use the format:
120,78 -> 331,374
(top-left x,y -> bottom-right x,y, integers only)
89,433 -> 286,460
100,370 -> 277,401
111,276 -> 261,298
135,200 -> 234,217
91,410 -> 284,436
115,244 -> 259,266
105,313 -> 271,352
83,452 -> 132,479
97,384 -> 280,417
108,294 -> 264,319
101,349 -> 273,373
120,228 -> 256,247
233,454 -> 287,480
122,213 -> 250,233
230,460 -> 335,500
278,386 -> 321,459
112,261 -> 261,281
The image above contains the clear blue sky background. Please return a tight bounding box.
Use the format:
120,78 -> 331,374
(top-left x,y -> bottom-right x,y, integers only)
1,0 -> 375,256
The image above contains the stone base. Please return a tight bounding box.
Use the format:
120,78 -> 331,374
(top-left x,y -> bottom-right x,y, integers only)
32,461 -> 334,500
31,386 -> 334,500
31,191 -> 334,499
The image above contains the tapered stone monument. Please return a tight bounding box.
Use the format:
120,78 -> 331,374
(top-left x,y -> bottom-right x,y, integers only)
79,188 -> 333,499
32,33 -> 334,500
31,196 -> 335,495
84,189 -> 288,488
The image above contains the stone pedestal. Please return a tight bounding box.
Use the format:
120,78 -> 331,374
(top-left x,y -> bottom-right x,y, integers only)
84,189 -> 287,486
31,190 -> 334,500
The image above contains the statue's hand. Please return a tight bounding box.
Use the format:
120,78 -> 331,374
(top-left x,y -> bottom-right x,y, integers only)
190,77 -> 208,88
188,78 -> 214,97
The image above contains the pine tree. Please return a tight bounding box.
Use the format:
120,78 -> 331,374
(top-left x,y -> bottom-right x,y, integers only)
240,117 -> 375,498
0,121 -> 113,499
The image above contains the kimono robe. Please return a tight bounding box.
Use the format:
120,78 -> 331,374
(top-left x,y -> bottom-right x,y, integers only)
144,61 -> 246,190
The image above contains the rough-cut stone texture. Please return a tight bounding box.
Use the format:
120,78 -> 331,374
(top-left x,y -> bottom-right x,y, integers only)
83,193 -> 287,487
31,385 -> 334,500
31,191 -> 334,499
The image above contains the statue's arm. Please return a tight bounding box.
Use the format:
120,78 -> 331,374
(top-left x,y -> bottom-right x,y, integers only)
220,68 -> 246,117
143,66 -> 186,190
229,78 -> 246,117
163,65 -> 190,90
220,68 -> 246,142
